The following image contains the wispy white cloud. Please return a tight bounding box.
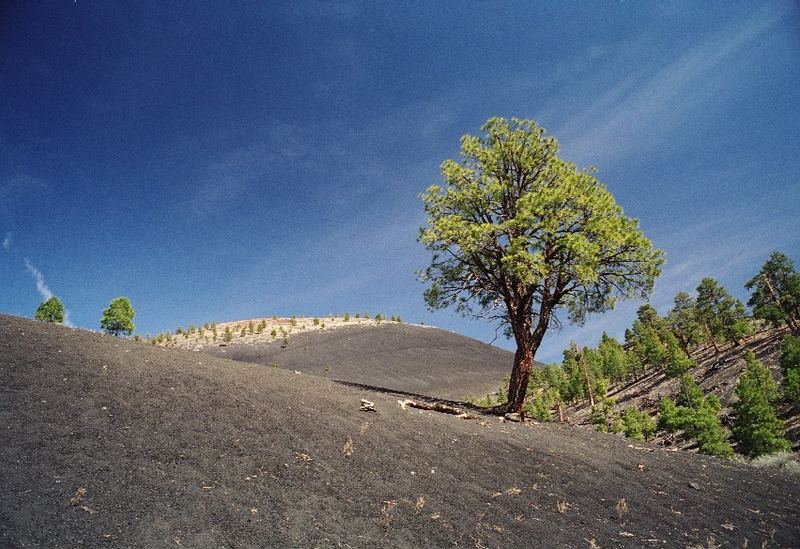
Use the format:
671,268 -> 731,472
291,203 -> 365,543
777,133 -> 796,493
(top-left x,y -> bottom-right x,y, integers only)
554,5 -> 792,166
2,232 -> 10,250
23,258 -> 72,326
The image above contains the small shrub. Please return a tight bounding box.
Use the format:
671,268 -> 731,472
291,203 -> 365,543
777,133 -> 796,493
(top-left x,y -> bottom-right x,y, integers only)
590,398 -> 622,434
313,318 -> 320,326
271,328 -> 277,337
524,388 -> 557,421
343,313 -> 350,322
223,327 -> 234,343
621,406 -> 656,441
290,316 -> 297,327
658,376 -> 733,457
733,352 -> 790,457
750,451 -> 800,478
784,368 -> 800,406
781,335 -> 800,406
248,321 -> 255,334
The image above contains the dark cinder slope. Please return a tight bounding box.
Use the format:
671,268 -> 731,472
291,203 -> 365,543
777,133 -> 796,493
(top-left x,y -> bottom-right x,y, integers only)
203,323 -> 516,400
2,314 -> 799,548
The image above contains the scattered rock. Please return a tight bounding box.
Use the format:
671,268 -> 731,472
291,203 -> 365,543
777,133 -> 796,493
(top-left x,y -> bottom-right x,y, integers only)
688,481 -> 701,491
360,399 -> 376,412
504,412 -> 523,422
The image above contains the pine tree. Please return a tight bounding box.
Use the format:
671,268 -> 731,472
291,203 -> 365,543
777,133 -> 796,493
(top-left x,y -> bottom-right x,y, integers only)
621,406 -> 656,441
35,296 -> 65,324
696,278 -> 750,349
666,291 -> 703,353
781,335 -> 800,406
625,305 -> 693,377
100,297 -> 135,336
746,252 -> 800,335
590,397 -> 621,433
598,333 -> 628,384
733,352 -> 790,457
662,331 -> 695,378
658,375 -> 733,457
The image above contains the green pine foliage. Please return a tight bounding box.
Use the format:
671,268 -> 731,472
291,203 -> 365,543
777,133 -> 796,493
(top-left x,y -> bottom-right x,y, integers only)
223,326 -> 234,343
733,352 -> 790,457
696,278 -> 751,348
666,291 -> 704,353
524,364 -> 567,420
625,305 -> 695,378
35,296 -> 65,324
780,335 -> 800,406
745,252 -> 800,335
590,397 -> 622,434
343,313 -> 350,321
621,406 -> 656,441
100,297 -> 136,337
658,375 -> 733,457
663,331 -> 694,378
524,390 -> 556,421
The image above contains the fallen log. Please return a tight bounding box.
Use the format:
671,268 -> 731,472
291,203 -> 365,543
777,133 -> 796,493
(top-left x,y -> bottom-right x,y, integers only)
397,399 -> 476,419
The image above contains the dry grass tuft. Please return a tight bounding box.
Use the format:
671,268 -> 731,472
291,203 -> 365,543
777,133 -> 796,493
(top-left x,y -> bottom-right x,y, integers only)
616,498 -> 628,518
342,437 -> 354,457
382,500 -> 398,527
69,487 -> 86,506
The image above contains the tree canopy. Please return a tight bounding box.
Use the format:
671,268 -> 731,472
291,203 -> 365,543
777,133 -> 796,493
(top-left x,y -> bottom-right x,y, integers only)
695,278 -> 750,348
733,352 -> 790,457
746,251 -> 800,335
101,297 -> 136,336
419,117 -> 663,412
35,296 -> 65,324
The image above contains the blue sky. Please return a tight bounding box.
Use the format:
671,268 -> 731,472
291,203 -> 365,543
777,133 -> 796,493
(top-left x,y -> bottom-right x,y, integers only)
1,1 -> 798,363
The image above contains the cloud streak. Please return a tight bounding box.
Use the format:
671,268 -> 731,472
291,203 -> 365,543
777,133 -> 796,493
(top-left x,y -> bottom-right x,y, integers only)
24,258 -> 72,326
2,232 -> 10,250
554,5 -> 792,166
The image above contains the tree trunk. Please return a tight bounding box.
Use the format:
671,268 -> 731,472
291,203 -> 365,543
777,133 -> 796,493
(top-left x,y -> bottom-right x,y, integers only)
579,352 -> 595,407
505,339 -> 535,413
505,306 -> 550,414
763,274 -> 800,335
703,322 -> 719,354
557,400 -> 564,423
